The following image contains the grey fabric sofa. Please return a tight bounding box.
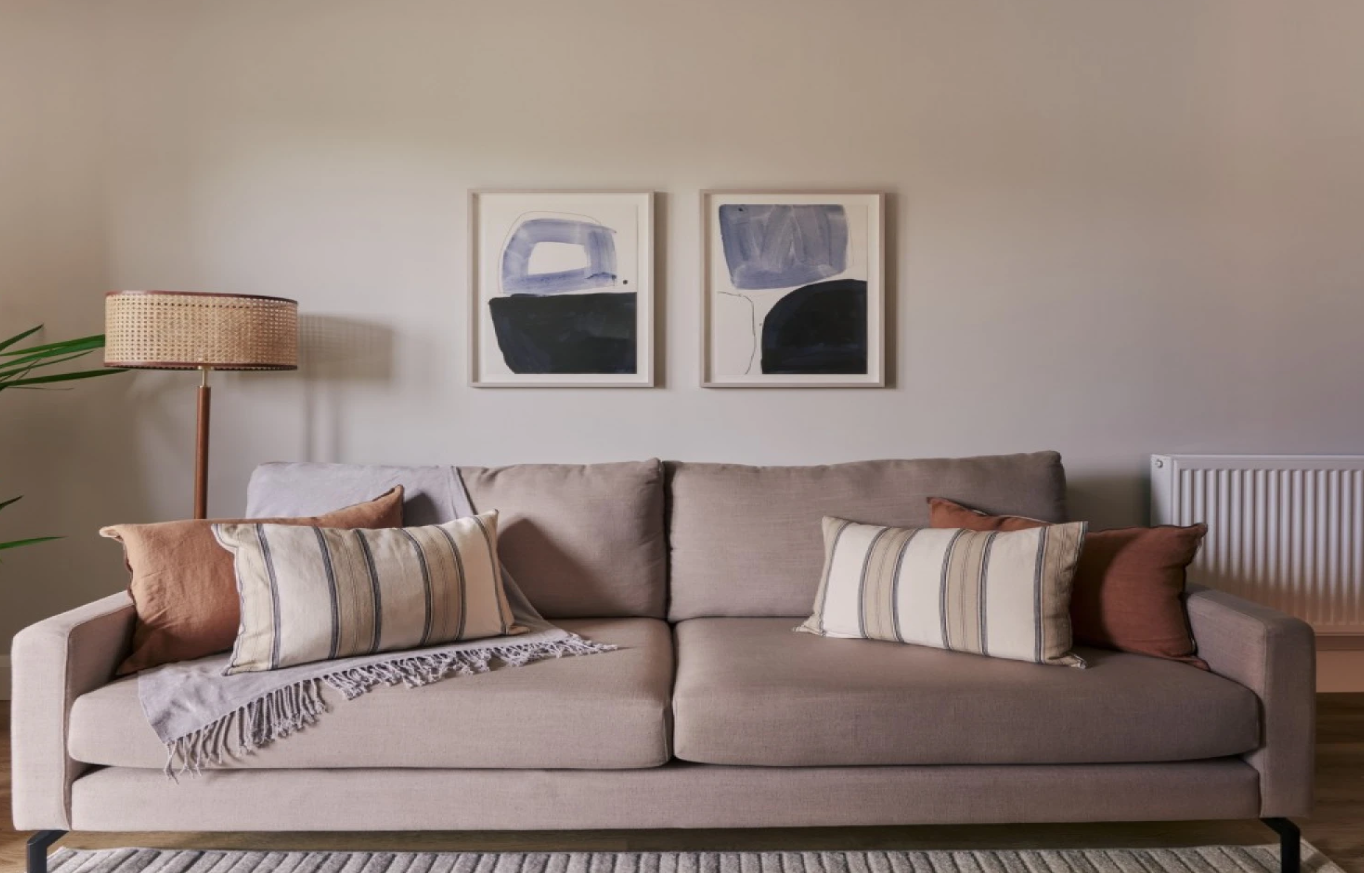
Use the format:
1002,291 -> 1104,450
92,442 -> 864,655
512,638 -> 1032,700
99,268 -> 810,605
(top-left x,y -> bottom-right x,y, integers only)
11,453 -> 1314,857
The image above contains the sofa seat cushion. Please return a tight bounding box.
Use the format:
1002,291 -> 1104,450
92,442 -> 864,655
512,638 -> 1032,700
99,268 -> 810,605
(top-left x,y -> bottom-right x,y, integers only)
70,619 -> 673,770
672,617 -> 1260,767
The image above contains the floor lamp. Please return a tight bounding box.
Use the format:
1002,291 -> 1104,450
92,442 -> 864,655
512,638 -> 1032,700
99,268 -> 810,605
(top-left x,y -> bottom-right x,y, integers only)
104,291 -> 299,519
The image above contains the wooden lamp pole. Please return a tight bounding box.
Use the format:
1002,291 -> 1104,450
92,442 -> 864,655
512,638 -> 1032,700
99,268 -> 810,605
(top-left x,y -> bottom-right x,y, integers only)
194,365 -> 212,519
103,290 -> 299,521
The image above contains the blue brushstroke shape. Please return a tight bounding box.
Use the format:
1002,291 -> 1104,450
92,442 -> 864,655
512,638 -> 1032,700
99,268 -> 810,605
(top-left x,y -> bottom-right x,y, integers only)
761,279 -> 867,374
501,218 -> 618,295
718,204 -> 848,290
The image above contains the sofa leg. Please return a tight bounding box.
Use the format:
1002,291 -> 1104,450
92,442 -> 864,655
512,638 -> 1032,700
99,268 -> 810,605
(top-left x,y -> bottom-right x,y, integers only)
1263,818 -> 1301,873
27,830 -> 65,873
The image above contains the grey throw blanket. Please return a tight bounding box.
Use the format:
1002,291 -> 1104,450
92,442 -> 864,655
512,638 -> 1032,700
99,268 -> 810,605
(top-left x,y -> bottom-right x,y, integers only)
138,468 -> 615,776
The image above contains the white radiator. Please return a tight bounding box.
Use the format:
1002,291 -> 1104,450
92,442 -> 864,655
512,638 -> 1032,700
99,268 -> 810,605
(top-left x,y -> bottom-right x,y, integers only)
1151,454 -> 1364,636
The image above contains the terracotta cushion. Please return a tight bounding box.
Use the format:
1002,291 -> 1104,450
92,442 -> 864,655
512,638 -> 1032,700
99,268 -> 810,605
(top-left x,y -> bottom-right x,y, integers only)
928,497 -> 1208,667
101,487 -> 404,675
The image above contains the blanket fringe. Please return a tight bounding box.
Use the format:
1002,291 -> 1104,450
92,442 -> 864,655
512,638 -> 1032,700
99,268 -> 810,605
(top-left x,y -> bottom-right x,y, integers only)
162,634 -> 615,776
164,678 -> 328,777
322,633 -> 616,698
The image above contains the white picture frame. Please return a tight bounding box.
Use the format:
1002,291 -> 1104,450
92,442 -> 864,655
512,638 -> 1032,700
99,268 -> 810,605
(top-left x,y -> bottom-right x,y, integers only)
701,190 -> 885,388
470,190 -> 654,387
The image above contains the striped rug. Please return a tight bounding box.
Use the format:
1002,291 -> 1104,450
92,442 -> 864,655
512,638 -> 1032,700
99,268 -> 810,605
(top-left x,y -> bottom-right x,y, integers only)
44,844 -> 1336,873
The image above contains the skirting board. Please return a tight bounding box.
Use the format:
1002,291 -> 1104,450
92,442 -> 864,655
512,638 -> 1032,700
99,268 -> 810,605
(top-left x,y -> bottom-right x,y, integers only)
0,654 -> 9,700
1316,634 -> 1364,651
1319,649 -> 1364,693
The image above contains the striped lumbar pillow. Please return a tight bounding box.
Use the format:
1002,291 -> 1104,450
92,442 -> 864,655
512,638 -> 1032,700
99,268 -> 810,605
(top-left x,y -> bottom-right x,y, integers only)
797,518 -> 1089,667
213,512 -> 521,674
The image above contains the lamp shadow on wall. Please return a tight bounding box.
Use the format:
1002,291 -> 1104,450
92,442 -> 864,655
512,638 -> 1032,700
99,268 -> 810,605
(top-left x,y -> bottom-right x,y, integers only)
298,314 -> 395,462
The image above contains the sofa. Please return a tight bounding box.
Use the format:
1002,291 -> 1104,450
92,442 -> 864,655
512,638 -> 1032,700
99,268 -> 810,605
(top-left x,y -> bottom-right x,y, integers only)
11,453 -> 1314,865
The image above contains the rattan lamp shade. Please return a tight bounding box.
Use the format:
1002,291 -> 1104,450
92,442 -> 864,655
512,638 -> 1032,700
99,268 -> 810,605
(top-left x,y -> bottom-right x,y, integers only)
104,291 -> 299,370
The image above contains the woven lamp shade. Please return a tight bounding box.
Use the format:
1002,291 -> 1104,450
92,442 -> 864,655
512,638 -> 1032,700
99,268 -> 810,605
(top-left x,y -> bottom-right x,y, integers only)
104,291 -> 299,370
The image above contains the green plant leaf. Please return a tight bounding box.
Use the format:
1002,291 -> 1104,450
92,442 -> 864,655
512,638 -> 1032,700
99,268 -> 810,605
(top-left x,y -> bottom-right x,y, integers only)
0,330 -> 119,552
0,325 -> 43,353
0,334 -> 105,358
0,368 -> 125,389
0,536 -> 62,551
0,341 -> 103,368
0,350 -> 99,382
0,332 -> 117,390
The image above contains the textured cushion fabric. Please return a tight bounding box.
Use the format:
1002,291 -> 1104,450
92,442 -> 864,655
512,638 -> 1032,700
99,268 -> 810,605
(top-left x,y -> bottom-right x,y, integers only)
798,518 -> 1088,667
460,461 -> 666,618
672,617 -> 1260,767
667,452 -> 1067,620
928,497 -> 1209,667
68,618 -> 672,771
101,489 -> 404,675
214,513 -> 517,673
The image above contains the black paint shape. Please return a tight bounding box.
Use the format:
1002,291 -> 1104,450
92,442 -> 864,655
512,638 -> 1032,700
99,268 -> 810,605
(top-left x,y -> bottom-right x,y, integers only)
489,292 -> 636,374
761,279 -> 867,375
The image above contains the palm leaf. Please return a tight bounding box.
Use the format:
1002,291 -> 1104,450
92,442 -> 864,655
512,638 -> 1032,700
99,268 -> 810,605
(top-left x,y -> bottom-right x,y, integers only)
1,328 -> 121,552
0,343 -> 106,372
0,496 -> 62,552
0,334 -> 105,358
0,368 -> 125,390
0,325 -> 43,353
0,350 -> 98,382
0,536 -> 62,551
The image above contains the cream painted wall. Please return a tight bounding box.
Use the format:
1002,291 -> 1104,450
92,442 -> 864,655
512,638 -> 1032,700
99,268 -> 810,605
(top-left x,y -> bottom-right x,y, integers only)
4,1 -> 1364,647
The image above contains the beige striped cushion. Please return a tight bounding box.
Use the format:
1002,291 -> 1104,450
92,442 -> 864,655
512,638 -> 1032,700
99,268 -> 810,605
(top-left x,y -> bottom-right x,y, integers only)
213,512 -> 521,674
797,518 -> 1089,667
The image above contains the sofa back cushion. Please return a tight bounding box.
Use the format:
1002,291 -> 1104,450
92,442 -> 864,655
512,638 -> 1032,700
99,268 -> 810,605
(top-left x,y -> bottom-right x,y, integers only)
460,461 -> 666,618
246,460 -> 666,619
666,452 -> 1068,620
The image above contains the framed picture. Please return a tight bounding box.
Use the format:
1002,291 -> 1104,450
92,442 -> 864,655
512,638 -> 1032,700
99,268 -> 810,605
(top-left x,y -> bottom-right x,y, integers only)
470,190 -> 654,387
701,190 -> 885,387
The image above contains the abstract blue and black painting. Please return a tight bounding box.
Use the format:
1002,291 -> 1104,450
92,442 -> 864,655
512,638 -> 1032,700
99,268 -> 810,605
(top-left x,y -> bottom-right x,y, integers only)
706,194 -> 882,385
491,214 -> 635,374
473,193 -> 652,386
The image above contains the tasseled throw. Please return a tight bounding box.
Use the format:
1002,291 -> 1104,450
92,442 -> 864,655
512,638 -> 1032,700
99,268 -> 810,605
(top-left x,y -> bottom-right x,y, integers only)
163,636 -> 615,776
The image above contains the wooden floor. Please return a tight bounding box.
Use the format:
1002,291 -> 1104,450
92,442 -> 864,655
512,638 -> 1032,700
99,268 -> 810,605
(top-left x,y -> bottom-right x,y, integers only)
4,697 -> 1363,873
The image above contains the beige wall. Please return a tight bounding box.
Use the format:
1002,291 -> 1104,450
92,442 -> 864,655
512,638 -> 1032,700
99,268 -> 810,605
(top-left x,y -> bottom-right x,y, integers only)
4,1 -> 1364,647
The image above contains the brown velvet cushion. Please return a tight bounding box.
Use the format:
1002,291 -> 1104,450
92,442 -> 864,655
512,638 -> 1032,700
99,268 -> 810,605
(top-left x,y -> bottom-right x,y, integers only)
927,497 -> 1208,667
101,487 -> 404,675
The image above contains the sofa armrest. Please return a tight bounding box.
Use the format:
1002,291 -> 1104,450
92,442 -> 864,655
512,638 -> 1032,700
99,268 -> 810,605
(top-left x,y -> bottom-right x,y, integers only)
10,592 -> 135,830
1185,584 -> 1315,818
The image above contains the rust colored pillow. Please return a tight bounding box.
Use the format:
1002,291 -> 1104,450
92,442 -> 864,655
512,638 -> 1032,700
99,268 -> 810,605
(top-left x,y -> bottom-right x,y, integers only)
101,487 -> 405,675
927,497 -> 1208,668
